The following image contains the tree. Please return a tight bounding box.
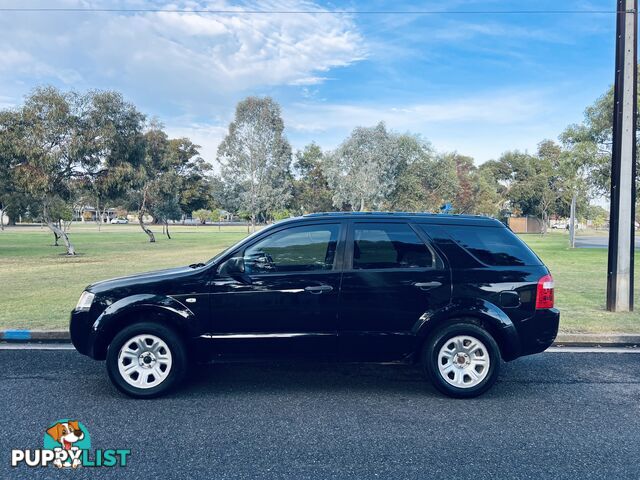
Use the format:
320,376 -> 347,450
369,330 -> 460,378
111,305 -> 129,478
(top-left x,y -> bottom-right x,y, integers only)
324,122 -> 406,211
446,153 -> 475,213
584,205 -> 609,229
128,120 -> 169,242
290,143 -> 334,214
192,209 -> 211,225
83,91 -> 146,230
561,81 -> 640,199
0,87 -> 98,254
169,138 -> 211,216
129,123 -> 209,241
559,80 -> 640,244
469,168 -> 502,217
388,142 -> 458,212
0,111 -> 20,231
217,97 -> 292,231
151,138 -> 211,239
149,171 -> 182,239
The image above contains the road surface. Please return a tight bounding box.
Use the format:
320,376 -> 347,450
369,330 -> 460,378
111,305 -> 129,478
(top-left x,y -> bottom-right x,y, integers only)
1,348 -> 639,479
575,234 -> 640,249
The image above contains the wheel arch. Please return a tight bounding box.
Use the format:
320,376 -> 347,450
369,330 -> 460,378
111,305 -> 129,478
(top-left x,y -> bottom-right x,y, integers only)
91,294 -> 196,360
413,299 -> 521,362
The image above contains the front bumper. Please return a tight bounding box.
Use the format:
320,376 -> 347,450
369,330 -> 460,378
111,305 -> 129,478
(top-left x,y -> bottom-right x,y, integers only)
70,309 -> 100,358
517,308 -> 560,357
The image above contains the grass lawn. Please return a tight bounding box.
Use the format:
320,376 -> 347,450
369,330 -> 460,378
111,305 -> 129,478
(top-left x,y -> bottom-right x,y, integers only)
520,231 -> 639,333
0,225 -> 638,332
0,224 -> 250,330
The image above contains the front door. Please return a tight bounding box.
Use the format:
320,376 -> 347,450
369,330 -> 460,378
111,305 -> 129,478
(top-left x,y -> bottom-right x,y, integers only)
207,222 -> 344,359
338,221 -> 451,361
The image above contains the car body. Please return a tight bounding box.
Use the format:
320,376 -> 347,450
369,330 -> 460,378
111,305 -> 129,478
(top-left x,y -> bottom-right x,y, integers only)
110,217 -> 129,224
70,212 -> 559,398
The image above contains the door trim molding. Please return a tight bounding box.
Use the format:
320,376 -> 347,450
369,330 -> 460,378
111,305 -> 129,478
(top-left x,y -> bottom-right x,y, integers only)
200,332 -> 334,339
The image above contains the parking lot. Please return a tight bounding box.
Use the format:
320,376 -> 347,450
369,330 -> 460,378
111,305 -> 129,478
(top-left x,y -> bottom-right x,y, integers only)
2,347 -> 639,479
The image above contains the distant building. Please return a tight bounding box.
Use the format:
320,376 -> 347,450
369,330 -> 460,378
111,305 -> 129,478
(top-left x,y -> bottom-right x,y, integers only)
508,216 -> 544,234
73,206 -> 118,223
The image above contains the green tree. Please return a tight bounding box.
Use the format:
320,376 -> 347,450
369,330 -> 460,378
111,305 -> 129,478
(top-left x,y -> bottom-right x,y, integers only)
291,143 -> 334,214
388,143 -> 457,212
217,97 -> 292,231
449,153 -> 477,214
470,168 -> 502,217
83,90 -> 146,229
560,81 -> 640,199
0,87 -> 97,254
192,209 -> 211,225
169,138 -> 211,215
128,120 -> 169,242
324,122 -> 409,211
0,110 -> 20,230
129,123 -> 210,241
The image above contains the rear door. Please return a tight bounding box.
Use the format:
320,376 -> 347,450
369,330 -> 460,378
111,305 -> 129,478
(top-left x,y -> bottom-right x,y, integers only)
337,221 -> 451,361
420,223 -> 547,330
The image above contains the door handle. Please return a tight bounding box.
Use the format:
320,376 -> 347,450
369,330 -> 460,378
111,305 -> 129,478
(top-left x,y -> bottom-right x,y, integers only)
304,285 -> 333,294
413,281 -> 442,290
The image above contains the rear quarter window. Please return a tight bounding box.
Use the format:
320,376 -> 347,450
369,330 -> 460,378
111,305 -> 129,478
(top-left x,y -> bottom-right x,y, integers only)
441,225 -> 542,267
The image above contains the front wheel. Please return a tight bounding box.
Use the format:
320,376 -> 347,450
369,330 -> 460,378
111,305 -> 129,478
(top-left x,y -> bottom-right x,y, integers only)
422,323 -> 501,398
106,322 -> 187,398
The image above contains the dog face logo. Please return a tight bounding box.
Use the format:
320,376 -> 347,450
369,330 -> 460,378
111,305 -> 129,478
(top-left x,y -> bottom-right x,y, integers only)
47,421 -> 84,451
11,419 -> 129,469
43,420 -> 91,469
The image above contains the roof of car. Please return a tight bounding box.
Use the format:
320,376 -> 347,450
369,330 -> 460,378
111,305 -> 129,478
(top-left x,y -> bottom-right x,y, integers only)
284,211 -> 505,227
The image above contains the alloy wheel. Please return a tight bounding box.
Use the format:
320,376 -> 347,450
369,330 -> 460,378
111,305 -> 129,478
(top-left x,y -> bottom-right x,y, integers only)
437,335 -> 490,388
117,334 -> 173,389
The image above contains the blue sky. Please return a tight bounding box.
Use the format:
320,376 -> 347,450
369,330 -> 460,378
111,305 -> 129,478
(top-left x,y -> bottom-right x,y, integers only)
0,0 -> 618,165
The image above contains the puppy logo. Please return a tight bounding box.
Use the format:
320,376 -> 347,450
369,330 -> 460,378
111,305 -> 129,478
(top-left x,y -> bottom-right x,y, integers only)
43,420 -> 90,469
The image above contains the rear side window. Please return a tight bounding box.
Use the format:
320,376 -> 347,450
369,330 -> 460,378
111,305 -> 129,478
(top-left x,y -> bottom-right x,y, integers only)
352,223 -> 433,270
443,225 -> 541,267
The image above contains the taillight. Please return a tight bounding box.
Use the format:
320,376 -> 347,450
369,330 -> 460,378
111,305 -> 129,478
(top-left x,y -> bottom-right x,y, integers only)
535,274 -> 554,309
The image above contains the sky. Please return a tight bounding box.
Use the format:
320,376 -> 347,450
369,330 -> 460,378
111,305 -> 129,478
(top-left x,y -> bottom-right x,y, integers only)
0,0 -> 619,167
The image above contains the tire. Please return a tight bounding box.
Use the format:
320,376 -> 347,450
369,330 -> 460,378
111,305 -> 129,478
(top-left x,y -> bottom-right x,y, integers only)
106,322 -> 188,398
422,322 -> 501,399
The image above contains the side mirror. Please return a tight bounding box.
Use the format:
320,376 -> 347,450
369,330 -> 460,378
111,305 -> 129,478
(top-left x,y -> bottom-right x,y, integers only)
218,256 -> 245,276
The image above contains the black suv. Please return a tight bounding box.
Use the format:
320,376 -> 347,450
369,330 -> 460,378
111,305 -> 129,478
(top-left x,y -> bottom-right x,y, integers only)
70,213 -> 559,399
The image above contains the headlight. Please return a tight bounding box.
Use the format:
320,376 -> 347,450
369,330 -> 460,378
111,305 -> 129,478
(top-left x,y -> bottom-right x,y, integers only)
75,291 -> 95,312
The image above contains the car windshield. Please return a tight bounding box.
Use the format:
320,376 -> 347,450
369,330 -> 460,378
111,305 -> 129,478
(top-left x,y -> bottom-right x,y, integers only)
204,228 -> 266,266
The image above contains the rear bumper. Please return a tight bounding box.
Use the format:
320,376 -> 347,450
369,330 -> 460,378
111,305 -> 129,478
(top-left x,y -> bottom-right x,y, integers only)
517,308 -> 560,357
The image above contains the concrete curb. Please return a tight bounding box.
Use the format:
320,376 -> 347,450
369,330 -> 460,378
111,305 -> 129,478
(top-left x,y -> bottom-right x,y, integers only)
554,333 -> 640,347
1,330 -> 71,342
2,330 -> 640,347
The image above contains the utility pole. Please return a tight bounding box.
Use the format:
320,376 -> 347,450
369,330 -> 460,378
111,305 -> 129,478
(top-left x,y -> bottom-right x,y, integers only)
569,194 -> 577,248
607,0 -> 637,312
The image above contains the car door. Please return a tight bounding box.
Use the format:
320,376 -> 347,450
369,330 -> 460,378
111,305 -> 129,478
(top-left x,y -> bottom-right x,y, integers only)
338,221 -> 451,361
206,222 -> 345,359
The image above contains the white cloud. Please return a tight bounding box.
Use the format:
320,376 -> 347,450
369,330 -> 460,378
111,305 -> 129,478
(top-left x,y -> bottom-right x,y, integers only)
0,0 -> 365,110
164,122 -> 227,170
163,89 -> 564,166
285,89 -> 550,133
282,89 -> 567,163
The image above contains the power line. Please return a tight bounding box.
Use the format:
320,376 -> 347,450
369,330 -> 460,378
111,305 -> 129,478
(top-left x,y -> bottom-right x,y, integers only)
0,7 -> 624,15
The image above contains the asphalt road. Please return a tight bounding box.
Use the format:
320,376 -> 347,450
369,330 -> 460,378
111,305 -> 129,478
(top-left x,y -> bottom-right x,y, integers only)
1,349 -> 639,480
574,234 -> 640,249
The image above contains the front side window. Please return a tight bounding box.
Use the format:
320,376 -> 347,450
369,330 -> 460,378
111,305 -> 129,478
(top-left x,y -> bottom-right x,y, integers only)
352,223 -> 433,270
243,224 -> 340,274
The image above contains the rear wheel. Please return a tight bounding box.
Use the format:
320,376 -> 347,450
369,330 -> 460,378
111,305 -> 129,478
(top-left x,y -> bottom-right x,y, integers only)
106,322 -> 187,398
422,323 -> 501,398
